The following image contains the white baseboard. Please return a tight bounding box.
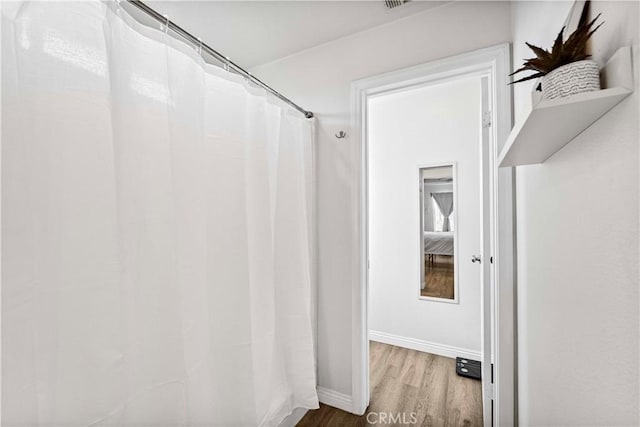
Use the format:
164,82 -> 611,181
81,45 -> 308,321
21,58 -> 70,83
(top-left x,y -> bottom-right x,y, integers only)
369,330 -> 481,360
278,407 -> 308,427
317,386 -> 353,413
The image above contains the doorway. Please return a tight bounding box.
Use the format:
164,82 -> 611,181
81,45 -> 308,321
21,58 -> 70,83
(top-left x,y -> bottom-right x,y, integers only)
368,68 -> 487,424
350,44 -> 515,426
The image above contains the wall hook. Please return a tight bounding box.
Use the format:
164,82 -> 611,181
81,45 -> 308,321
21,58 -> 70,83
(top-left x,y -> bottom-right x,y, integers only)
335,131 -> 347,139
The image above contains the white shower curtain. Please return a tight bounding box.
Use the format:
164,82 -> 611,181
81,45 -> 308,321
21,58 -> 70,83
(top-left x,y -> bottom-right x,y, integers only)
2,1 -> 318,426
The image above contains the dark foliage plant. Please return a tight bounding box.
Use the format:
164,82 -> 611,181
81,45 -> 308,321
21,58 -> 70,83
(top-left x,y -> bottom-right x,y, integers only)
510,2 -> 603,85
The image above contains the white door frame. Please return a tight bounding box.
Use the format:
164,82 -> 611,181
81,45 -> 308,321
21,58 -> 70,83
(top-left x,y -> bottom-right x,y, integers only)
349,43 -> 515,426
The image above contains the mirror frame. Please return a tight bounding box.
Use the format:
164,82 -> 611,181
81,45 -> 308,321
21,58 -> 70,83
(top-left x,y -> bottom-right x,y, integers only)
417,162 -> 459,304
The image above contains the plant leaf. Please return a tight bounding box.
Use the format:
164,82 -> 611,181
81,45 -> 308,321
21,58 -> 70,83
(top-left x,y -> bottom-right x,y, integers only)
509,65 -> 534,76
509,72 -> 545,85
525,42 -> 552,61
550,27 -> 565,61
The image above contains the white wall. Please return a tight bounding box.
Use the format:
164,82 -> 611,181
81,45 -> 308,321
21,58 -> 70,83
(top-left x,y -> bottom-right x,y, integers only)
511,2 -> 639,425
368,77 -> 482,355
252,1 -> 511,398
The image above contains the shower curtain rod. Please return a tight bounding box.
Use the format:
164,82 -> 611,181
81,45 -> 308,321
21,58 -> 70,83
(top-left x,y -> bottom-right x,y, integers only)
126,0 -> 314,119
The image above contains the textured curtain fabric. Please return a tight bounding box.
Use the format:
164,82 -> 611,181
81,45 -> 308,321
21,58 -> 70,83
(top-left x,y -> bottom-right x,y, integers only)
1,1 -> 318,426
432,192 -> 454,232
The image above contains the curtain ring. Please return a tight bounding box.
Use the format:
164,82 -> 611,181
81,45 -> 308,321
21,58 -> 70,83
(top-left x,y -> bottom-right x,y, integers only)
224,56 -> 230,72
162,14 -> 169,34
197,37 -> 202,55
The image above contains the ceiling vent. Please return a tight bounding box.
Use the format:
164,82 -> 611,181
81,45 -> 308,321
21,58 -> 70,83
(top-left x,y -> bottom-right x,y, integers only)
384,0 -> 410,10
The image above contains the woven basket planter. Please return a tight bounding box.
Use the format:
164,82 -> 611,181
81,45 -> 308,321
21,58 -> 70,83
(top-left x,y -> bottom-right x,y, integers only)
542,60 -> 600,100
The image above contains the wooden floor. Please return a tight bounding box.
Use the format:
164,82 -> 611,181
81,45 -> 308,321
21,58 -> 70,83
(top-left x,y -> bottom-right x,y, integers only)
421,255 -> 454,299
298,342 -> 482,426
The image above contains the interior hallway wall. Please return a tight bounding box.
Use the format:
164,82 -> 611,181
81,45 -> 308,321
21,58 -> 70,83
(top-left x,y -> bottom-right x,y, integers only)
251,1 -> 511,398
511,1 -> 639,425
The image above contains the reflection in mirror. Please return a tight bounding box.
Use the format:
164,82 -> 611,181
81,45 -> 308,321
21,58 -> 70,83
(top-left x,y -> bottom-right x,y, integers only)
420,165 -> 456,300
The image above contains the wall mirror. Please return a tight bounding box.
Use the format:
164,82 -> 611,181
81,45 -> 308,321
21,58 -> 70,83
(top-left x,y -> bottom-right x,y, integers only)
419,164 -> 457,301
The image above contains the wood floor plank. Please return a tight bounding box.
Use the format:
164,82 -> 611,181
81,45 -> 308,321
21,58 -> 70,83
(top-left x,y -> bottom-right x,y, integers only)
388,345 -> 410,370
400,349 -> 429,388
298,342 -> 482,426
370,342 -> 394,389
422,255 -> 454,299
443,360 -> 483,427
416,354 -> 450,425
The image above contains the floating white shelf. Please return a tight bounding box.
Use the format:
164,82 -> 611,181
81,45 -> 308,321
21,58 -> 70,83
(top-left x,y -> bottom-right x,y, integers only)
498,46 -> 634,168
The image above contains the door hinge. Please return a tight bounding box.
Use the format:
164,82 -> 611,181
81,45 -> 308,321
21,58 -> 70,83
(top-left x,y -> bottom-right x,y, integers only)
486,383 -> 495,400
482,111 -> 492,128
491,363 -> 494,383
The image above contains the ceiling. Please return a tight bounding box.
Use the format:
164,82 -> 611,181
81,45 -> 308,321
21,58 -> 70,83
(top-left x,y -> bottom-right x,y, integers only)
129,1 -> 448,68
